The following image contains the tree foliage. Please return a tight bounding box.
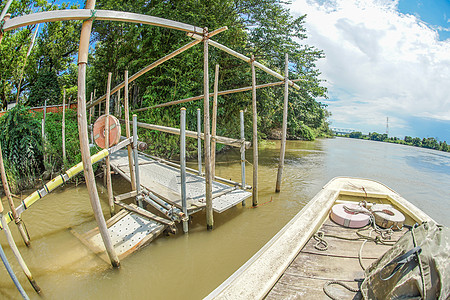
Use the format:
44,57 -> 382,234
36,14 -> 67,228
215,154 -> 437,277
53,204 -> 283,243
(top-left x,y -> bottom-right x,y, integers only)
89,0 -> 329,158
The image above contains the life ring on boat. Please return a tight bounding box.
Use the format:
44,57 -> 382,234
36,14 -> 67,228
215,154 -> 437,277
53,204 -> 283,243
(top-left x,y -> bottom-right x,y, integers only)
330,203 -> 370,228
371,204 -> 405,230
93,115 -> 121,149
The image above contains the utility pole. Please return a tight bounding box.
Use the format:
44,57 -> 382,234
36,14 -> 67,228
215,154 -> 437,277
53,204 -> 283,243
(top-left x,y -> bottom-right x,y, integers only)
386,117 -> 389,137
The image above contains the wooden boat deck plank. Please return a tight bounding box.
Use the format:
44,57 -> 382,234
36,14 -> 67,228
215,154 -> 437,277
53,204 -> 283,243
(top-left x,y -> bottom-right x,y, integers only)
266,217 -> 408,299
109,150 -> 251,213
265,274 -> 362,300
302,219 -> 405,259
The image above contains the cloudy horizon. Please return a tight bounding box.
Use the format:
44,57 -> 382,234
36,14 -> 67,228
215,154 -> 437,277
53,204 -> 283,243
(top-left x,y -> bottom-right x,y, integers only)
291,0 -> 450,141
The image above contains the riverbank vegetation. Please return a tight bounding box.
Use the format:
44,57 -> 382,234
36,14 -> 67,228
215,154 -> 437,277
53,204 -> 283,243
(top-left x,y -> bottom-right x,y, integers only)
342,131 -> 449,153
0,0 -> 331,191
0,105 -> 98,192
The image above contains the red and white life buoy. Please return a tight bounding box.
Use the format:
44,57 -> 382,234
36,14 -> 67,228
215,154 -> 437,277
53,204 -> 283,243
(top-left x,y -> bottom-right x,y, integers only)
330,203 -> 371,228
93,115 -> 121,149
371,204 -> 405,230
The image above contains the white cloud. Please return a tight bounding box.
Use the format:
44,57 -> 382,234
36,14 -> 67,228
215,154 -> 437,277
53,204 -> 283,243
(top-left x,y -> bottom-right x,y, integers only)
291,0 -> 450,135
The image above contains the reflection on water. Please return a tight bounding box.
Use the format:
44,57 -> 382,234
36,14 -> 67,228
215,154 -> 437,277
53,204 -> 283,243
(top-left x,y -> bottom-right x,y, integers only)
0,137 -> 448,299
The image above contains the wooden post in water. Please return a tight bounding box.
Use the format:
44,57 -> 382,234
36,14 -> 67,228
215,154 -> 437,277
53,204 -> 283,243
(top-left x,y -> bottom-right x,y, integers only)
251,55 -> 258,207
0,242 -> 29,299
132,114 -> 142,207
275,53 -> 289,193
197,108 -> 202,175
124,70 -> 136,191
180,107 -> 188,233
203,27 -> 213,230
0,186 -> 40,293
89,92 -> 94,145
77,0 -> 119,268
240,110 -> 246,206
42,99 -> 47,165
116,88 -> 121,117
211,64 -> 219,177
0,144 -> 30,246
62,89 -> 66,164
105,72 -> 115,216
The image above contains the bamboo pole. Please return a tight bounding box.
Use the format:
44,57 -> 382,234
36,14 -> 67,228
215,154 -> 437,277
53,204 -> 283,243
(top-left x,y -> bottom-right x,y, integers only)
134,80 -> 298,112
180,108 -> 188,233
197,108 -> 202,175
211,64 -> 219,177
204,28 -> 213,230
0,0 -> 13,21
105,72 -> 115,216
0,1 -> 13,45
0,242 -> 29,300
15,24 -> 39,104
189,34 -> 300,90
275,54 -> 289,193
3,9 -> 205,34
0,196 -> 40,293
89,92 -> 94,145
76,0 -> 119,268
124,70 -> 136,191
0,14 -> 11,44
62,89 -> 66,163
0,144 -> 30,245
240,110 -> 246,206
132,114 -> 142,207
251,55 -> 258,207
124,120 -> 250,148
116,88 -> 121,117
88,26 -> 227,110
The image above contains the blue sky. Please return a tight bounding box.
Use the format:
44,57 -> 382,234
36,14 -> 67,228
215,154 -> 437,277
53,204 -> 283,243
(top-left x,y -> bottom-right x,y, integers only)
49,1 -> 450,141
291,0 -> 450,141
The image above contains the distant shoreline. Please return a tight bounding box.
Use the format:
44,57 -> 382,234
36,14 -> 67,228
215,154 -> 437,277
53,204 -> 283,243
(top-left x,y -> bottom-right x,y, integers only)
336,132 -> 449,153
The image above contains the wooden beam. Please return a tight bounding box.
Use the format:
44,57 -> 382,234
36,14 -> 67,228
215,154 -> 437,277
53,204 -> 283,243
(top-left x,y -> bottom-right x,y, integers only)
0,143 -> 30,246
76,0 -> 119,268
211,64 -> 219,177
105,72 -> 115,216
3,9 -> 204,34
88,26 -> 227,110
251,55 -> 258,207
122,120 -> 251,149
62,89 -> 66,163
275,54 -> 289,193
124,70 -> 136,191
134,79 -> 301,112
204,28 -> 213,230
189,34 -> 300,90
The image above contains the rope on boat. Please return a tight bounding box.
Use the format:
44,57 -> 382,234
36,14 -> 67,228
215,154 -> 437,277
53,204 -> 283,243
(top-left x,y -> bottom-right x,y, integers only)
313,231 -> 328,251
323,281 -> 359,300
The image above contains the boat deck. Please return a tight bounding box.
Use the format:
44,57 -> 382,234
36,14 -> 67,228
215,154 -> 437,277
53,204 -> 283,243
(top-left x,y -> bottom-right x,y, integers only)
109,150 -> 251,213
266,218 -> 407,299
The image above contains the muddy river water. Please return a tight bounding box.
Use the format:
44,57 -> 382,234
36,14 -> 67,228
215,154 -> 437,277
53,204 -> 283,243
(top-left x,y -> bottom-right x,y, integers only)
1,137 -> 449,299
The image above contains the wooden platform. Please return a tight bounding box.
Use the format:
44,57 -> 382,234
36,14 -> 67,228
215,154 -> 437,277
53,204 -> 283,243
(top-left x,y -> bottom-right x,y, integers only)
109,150 -> 251,213
72,208 -> 166,262
265,218 -> 407,299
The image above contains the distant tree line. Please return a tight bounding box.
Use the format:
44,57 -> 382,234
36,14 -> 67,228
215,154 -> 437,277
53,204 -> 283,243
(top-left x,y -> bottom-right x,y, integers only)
343,131 -> 449,152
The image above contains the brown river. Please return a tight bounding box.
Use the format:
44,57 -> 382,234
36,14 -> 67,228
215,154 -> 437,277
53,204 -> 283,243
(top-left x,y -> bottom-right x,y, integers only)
1,137 -> 449,299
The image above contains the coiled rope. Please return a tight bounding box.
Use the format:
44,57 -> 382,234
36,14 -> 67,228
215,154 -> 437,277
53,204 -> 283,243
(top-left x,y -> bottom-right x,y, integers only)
323,281 -> 360,300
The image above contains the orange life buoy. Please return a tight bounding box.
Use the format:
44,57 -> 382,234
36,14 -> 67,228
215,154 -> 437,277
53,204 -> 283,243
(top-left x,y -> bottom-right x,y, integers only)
370,204 -> 405,230
93,115 -> 121,149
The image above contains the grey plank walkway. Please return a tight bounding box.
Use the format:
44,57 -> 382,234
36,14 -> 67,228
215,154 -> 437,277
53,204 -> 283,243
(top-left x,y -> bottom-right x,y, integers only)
109,150 -> 251,213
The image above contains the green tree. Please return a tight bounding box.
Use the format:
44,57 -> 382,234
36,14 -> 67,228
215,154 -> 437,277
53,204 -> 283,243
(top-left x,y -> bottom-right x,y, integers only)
0,105 -> 43,190
28,69 -> 61,106
349,131 -> 363,139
